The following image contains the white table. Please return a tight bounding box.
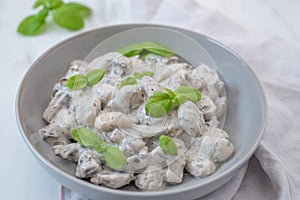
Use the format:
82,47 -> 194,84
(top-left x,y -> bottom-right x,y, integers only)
1,0 -> 299,199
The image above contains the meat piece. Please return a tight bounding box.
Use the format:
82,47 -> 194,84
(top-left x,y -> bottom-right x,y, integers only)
73,87 -> 97,126
67,60 -> 88,77
128,109 -> 182,138
121,153 -> 150,172
164,159 -> 186,184
178,101 -> 206,136
210,138 -> 234,162
39,106 -> 76,146
203,70 -> 225,101
150,138 -> 186,167
185,158 -> 216,177
199,135 -> 234,162
48,107 -> 76,135
128,56 -> 145,67
197,95 -> 217,120
88,52 -> 124,71
137,76 -> 162,97
108,85 -> 145,113
94,112 -> 131,132
152,64 -> 174,82
53,143 -> 82,162
91,173 -> 134,188
107,128 -> 126,143
163,110 -> 183,137
160,69 -> 189,90
205,127 -> 229,139
39,124 -> 69,146
167,63 -> 190,71
120,136 -> 148,157
93,83 -> 116,109
43,89 -> 71,122
108,55 -> 132,77
76,149 -> 102,178
135,166 -> 166,191
186,68 -> 206,90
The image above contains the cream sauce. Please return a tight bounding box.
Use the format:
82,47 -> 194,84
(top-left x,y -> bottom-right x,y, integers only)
40,52 -> 234,190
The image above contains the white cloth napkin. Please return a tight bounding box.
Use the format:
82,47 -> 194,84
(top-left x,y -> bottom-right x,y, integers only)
62,0 -> 300,199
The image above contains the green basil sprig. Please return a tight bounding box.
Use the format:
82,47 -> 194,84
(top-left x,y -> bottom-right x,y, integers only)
72,128 -> 127,170
86,69 -> 106,86
159,135 -> 178,156
65,69 -> 105,90
145,86 -> 201,118
18,0 -> 91,36
118,41 -> 175,57
118,71 -> 154,89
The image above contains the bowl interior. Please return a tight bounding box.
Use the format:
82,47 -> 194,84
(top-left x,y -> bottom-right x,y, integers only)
17,24 -> 266,198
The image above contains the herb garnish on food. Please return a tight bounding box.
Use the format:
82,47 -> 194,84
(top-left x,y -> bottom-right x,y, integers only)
118,71 -> 154,89
145,86 -> 201,118
65,69 -> 105,90
159,135 -> 178,156
118,41 -> 175,57
72,127 -> 127,170
17,0 -> 91,36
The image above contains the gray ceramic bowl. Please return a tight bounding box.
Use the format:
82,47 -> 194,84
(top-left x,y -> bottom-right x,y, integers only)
16,24 -> 267,200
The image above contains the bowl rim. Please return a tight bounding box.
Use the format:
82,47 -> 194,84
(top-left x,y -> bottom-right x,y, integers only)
15,23 -> 268,197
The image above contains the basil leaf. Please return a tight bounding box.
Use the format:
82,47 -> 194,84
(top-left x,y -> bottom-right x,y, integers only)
37,7 -> 49,18
124,49 -> 144,57
72,128 -> 105,150
118,43 -> 144,57
103,146 -> 127,170
163,88 -> 176,99
17,16 -> 46,36
159,135 -> 178,156
118,41 -> 175,57
133,71 -> 154,79
33,0 -> 43,9
119,77 -> 137,89
47,0 -> 64,9
173,95 -> 189,106
72,128 -> 126,169
19,0 -> 91,36
174,86 -> 201,104
133,73 -> 143,79
17,8 -> 48,36
142,41 -> 175,57
86,69 -> 105,86
53,5 -> 84,30
65,74 -> 87,90
145,92 -> 172,118
142,71 -> 154,77
63,2 -> 92,17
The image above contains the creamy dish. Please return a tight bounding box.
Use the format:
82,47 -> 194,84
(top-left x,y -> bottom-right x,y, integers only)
39,49 -> 234,191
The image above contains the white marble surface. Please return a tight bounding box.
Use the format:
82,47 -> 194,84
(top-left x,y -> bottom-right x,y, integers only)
1,0 -> 299,199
